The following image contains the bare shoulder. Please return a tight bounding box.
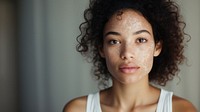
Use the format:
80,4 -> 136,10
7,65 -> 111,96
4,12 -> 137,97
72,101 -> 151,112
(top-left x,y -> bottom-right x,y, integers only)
63,96 -> 87,112
172,95 -> 197,112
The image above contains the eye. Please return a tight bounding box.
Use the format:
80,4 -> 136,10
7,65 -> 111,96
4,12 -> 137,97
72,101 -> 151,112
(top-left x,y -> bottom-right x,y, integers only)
108,40 -> 121,45
136,38 -> 148,43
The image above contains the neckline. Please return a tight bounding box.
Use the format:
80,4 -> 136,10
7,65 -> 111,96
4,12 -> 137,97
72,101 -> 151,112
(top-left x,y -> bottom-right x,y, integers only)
97,89 -> 163,112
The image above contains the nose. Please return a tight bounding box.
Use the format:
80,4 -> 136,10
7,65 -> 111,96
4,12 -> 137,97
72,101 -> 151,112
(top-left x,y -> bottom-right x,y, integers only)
120,44 -> 135,60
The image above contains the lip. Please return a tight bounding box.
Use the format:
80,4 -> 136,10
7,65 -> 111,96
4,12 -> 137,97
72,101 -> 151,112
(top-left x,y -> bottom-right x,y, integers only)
119,65 -> 140,74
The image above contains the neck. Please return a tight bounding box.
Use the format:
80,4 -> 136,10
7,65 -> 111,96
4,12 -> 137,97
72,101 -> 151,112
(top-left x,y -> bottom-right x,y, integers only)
105,75 -> 158,109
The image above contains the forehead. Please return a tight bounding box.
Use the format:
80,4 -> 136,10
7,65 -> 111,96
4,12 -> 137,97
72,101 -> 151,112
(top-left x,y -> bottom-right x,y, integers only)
104,9 -> 152,32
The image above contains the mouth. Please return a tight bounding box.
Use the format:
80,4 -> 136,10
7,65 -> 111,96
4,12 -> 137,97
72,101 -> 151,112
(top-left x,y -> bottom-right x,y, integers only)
119,66 -> 140,74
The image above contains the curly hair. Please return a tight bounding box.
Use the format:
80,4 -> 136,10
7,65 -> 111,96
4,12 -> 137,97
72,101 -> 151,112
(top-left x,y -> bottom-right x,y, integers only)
76,0 -> 188,86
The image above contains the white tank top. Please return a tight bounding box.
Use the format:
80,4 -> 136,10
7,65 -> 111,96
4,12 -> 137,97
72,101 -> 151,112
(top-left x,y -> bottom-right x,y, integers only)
86,89 -> 173,112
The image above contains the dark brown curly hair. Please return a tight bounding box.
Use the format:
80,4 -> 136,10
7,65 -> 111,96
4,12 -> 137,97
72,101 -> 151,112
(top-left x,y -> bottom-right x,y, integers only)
76,0 -> 188,86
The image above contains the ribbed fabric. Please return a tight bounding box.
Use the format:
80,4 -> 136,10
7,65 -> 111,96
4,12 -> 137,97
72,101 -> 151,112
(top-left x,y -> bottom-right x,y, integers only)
156,89 -> 173,112
86,89 -> 173,112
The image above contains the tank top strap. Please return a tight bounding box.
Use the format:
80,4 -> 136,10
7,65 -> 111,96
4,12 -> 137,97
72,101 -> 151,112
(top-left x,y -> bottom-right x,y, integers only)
156,89 -> 173,112
86,92 -> 102,112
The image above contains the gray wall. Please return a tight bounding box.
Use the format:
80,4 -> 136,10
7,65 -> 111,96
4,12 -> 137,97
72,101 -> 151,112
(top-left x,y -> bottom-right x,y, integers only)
18,0 -> 97,112
0,0 -> 199,112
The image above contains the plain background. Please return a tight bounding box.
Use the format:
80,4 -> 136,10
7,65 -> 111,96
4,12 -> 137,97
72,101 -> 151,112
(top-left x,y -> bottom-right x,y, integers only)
0,0 -> 199,112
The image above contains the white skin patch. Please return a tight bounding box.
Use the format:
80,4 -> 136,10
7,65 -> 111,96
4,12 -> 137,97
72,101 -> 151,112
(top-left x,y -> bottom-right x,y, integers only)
101,9 -> 161,84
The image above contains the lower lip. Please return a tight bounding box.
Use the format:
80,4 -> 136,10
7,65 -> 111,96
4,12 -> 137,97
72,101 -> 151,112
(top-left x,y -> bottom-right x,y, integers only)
119,67 -> 139,74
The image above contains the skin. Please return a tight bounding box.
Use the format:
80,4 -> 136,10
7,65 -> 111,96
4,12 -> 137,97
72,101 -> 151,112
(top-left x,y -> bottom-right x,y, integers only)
63,9 -> 197,112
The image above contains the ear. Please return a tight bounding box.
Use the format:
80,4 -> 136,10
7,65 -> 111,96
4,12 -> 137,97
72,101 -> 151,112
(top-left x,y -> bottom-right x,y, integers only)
99,46 -> 105,58
154,41 -> 162,57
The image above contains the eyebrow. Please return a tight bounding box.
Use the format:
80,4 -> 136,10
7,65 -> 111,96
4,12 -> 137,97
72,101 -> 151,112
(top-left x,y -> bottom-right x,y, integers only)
104,31 -> 120,37
104,30 -> 151,37
134,30 -> 151,35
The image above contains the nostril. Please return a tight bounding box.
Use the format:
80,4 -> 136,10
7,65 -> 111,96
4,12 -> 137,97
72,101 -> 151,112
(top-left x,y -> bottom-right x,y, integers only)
120,44 -> 135,60
120,53 -> 134,60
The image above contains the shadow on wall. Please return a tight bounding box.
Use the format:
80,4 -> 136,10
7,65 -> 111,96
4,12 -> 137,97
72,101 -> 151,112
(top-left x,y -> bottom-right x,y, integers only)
0,0 -> 19,112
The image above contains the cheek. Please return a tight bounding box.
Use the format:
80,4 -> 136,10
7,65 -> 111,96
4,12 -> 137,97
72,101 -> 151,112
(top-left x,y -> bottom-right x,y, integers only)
137,46 -> 155,73
104,46 -> 120,60
104,47 -> 119,65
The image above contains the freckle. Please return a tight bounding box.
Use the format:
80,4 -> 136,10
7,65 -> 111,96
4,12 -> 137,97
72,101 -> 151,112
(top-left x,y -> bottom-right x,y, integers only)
110,46 -> 120,56
137,45 -> 155,74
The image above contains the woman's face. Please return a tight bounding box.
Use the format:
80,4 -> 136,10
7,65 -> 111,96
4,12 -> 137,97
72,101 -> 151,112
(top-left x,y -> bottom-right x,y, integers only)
100,9 -> 161,85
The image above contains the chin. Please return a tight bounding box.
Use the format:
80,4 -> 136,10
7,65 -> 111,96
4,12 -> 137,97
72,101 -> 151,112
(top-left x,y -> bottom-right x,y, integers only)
113,74 -> 147,85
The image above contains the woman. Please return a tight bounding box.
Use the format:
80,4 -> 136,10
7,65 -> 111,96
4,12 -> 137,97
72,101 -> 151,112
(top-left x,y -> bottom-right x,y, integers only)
64,0 -> 197,111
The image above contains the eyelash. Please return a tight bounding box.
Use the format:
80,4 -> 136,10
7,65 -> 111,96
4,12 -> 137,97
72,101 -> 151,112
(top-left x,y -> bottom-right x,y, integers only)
136,38 -> 148,43
107,38 -> 147,45
108,40 -> 121,45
